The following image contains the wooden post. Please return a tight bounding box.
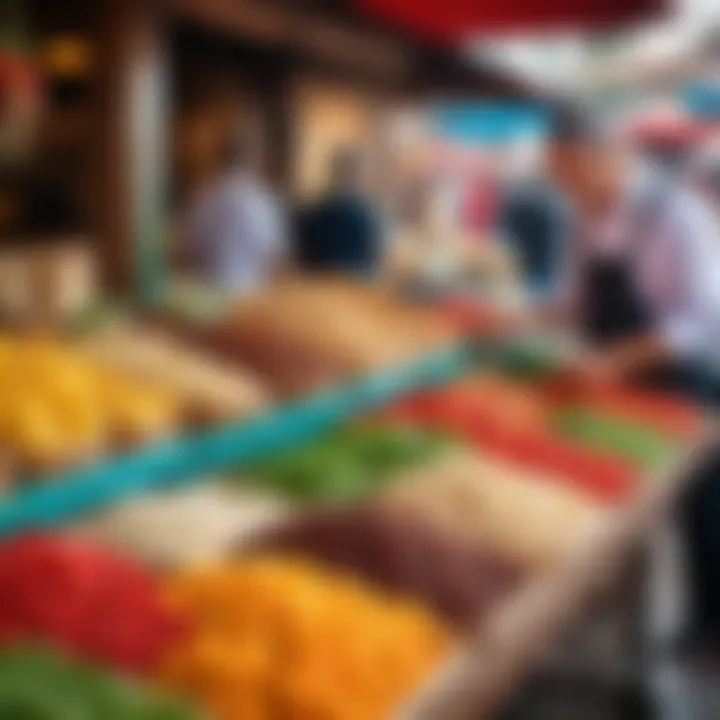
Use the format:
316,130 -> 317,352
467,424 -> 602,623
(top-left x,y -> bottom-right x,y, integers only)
263,65 -> 296,194
95,0 -> 169,302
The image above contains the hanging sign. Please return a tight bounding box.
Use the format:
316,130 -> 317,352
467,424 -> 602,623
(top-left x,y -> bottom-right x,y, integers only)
431,103 -> 548,146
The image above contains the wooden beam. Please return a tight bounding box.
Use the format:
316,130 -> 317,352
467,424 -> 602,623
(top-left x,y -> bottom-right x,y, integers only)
163,0 -> 410,80
95,0 -> 169,300
167,0 -> 290,43
293,16 -> 409,78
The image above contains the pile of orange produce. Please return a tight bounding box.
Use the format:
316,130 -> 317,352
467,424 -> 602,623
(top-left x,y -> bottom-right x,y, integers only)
159,555 -> 452,720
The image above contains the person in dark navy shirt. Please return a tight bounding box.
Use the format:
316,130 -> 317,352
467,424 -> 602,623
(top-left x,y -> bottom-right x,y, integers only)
498,179 -> 566,298
294,150 -> 381,278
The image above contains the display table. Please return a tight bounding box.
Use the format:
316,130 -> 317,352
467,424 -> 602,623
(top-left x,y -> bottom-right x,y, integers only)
404,430 -> 717,719
0,344 -> 471,536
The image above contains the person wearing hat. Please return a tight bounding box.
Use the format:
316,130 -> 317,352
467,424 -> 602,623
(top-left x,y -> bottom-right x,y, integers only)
542,103 -> 720,648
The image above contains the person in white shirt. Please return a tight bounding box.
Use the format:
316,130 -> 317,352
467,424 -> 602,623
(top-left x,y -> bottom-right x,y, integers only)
545,104 -> 720,649
187,134 -> 286,294
543,105 -> 720,399
689,144 -> 720,221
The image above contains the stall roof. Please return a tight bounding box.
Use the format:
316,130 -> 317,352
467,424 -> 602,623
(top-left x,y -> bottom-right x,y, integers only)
356,0 -> 669,44
162,0 -> 541,99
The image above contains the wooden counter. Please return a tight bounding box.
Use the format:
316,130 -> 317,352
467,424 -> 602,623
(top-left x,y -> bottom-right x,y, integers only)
403,430 -> 717,719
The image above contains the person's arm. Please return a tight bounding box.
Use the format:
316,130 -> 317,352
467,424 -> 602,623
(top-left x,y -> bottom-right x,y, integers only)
573,335 -> 671,387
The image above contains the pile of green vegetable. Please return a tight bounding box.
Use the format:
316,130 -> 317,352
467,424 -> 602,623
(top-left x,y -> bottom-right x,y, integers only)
245,424 -> 454,502
554,407 -> 678,470
0,645 -> 204,720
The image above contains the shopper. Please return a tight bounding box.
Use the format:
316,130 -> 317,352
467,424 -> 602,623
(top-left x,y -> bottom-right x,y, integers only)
689,145 -> 720,220
186,133 -> 286,293
543,104 -> 720,647
498,178 -> 566,299
542,105 -> 720,397
294,149 -> 381,278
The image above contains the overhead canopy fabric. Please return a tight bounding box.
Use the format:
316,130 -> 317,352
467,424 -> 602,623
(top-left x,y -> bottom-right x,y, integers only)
356,0 -> 667,43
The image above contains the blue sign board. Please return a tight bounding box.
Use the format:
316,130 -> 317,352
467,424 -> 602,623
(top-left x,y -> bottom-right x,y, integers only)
432,103 -> 549,145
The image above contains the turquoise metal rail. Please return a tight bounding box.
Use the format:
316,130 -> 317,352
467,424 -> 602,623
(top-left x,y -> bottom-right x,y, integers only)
0,344 -> 472,536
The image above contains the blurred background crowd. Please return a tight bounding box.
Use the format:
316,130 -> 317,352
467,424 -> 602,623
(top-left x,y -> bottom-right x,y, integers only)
0,0 -> 716,312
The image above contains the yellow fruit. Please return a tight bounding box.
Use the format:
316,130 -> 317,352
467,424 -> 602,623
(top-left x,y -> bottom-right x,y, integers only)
99,371 -> 178,439
3,393 -> 66,466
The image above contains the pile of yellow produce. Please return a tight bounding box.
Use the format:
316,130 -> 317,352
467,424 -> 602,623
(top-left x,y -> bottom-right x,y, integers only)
160,556 -> 452,720
380,451 -> 605,571
0,336 -> 180,472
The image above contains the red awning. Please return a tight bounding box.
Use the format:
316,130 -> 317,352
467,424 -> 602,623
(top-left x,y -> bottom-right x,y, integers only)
356,0 -> 667,42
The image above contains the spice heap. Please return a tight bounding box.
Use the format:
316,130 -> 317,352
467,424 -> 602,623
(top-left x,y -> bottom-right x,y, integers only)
246,424 -> 453,503
0,336 -> 179,473
160,556 -> 452,720
0,535 -> 181,673
553,407 -> 678,470
0,644 -> 204,720
380,451 -> 604,571
389,376 -> 549,437
387,376 -> 639,503
82,327 -> 271,423
76,482 -> 292,568
257,506 -> 521,625
194,279 -> 457,396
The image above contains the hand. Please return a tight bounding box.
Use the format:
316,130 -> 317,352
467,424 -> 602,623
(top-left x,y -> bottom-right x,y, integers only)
476,304 -> 531,340
570,351 -> 622,390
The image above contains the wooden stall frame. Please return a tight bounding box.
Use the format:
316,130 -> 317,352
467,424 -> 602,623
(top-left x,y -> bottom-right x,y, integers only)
402,428 -> 718,719
91,0 -> 534,301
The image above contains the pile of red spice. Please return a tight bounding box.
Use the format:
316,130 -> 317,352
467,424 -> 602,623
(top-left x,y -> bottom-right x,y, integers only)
0,534 -> 182,673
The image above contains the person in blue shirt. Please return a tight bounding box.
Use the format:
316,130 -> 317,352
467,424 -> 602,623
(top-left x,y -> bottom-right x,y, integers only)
294,150 -> 381,278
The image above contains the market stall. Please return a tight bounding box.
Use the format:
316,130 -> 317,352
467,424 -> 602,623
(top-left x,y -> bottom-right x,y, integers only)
0,276 -> 710,719
88,0 -> 535,301
1,2 -> 703,719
